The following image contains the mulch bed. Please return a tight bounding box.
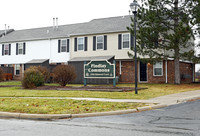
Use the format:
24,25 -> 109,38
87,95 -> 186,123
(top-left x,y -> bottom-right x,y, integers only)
0,85 -> 147,92
35,85 -> 147,92
0,85 -> 21,87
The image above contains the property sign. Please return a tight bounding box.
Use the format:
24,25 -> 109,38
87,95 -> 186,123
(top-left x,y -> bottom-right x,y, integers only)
84,60 -> 115,78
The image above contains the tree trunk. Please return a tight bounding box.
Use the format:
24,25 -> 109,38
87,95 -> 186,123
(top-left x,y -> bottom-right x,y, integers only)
174,0 -> 180,84
174,51 -> 180,84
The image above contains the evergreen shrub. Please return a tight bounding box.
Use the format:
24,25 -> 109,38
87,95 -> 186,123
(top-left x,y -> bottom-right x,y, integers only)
22,66 -> 44,89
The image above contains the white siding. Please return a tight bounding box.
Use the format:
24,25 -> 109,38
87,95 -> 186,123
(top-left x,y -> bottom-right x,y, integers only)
0,39 -> 70,65
50,39 -> 70,63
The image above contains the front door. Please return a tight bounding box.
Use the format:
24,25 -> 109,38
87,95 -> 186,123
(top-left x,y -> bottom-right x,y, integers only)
140,61 -> 147,82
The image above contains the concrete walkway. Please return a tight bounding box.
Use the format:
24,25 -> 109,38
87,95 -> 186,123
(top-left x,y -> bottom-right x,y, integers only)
1,90 -> 200,105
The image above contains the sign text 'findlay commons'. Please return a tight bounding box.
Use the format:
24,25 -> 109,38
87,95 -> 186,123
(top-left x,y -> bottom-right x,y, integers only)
84,60 -> 115,78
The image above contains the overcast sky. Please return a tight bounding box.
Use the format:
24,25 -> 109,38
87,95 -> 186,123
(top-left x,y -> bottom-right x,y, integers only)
0,0 -> 132,30
1,0 -> 200,70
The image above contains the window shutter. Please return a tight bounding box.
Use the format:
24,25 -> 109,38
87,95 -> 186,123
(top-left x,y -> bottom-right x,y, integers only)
84,37 -> 88,51
23,43 -> 26,55
67,39 -> 70,52
58,40 -> 61,53
2,44 -> 4,56
93,36 -> 96,51
118,34 -> 122,49
131,34 -> 134,49
104,35 -> 107,50
9,44 -> 11,55
16,43 -> 18,55
74,38 -> 77,52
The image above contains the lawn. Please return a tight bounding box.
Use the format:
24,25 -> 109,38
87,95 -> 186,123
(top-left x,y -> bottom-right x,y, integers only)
0,98 -> 145,114
0,81 -> 200,99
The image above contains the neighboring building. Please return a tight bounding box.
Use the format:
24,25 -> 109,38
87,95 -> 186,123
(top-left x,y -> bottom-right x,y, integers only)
0,16 -> 195,83
0,29 -> 14,38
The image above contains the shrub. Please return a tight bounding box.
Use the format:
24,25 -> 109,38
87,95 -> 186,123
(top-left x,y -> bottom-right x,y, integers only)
37,66 -> 50,82
53,65 -> 76,86
0,68 -> 4,81
22,66 -> 44,89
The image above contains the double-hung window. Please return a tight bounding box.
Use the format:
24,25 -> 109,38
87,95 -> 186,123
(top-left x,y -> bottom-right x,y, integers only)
78,37 -> 84,51
96,36 -> 104,50
15,64 -> 20,75
4,44 -> 9,55
61,40 -> 67,52
122,34 -> 130,49
153,62 -> 163,76
18,43 -> 23,55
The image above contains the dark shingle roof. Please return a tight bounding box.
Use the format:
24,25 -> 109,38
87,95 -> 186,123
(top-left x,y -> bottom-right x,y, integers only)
0,15 -> 132,43
0,29 -> 14,37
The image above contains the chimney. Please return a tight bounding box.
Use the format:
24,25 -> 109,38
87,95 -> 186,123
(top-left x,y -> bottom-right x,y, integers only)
5,24 -> 7,35
8,26 -> 10,30
53,18 -> 55,30
56,17 -> 58,29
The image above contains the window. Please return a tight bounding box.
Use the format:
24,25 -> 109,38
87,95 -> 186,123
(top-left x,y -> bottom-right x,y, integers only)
4,44 -> 9,55
15,64 -> 20,75
122,34 -> 130,49
18,43 -> 23,54
61,40 -> 67,52
78,37 -> 84,51
96,36 -> 104,50
153,62 -> 163,76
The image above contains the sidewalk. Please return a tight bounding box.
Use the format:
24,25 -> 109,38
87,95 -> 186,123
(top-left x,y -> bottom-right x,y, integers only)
1,90 -> 200,105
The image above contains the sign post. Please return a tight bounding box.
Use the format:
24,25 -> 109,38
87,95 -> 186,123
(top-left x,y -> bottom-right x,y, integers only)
84,60 -> 116,87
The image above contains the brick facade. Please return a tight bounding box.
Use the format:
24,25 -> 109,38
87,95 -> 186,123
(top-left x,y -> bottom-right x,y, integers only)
116,60 -> 194,84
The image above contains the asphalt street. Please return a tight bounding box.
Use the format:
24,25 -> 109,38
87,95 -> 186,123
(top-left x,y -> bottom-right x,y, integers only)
0,99 -> 200,136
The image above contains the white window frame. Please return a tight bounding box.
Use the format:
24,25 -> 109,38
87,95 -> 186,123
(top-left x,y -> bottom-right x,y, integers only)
77,37 -> 84,51
60,39 -> 67,52
122,33 -> 130,49
153,62 -> 163,76
18,43 -> 24,55
4,44 -> 9,55
15,64 -> 20,75
96,35 -> 104,50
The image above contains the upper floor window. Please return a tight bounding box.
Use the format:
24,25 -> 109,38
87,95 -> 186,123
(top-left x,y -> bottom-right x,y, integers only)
4,44 -> 9,55
122,34 -> 130,49
16,43 -> 26,55
78,37 -> 84,51
18,43 -> 23,54
61,40 -> 67,52
96,36 -> 104,50
153,62 -> 163,76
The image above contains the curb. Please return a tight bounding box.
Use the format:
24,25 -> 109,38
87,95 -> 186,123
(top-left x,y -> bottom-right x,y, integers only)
0,112 -> 72,120
177,96 -> 200,103
0,104 -> 167,120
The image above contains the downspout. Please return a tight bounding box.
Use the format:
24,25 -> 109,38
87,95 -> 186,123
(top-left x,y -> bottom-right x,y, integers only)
119,60 -> 122,75
165,60 -> 168,84
193,63 -> 195,82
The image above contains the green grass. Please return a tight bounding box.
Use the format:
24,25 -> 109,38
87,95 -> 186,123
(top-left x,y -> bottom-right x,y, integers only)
0,98 -> 145,114
0,81 -> 200,99
0,81 -> 21,86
